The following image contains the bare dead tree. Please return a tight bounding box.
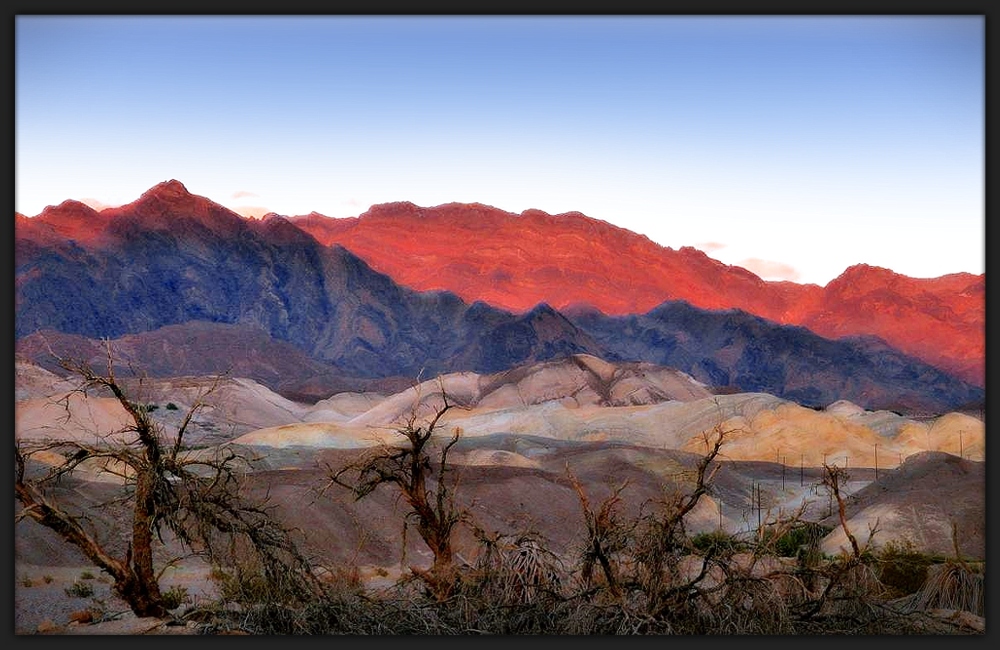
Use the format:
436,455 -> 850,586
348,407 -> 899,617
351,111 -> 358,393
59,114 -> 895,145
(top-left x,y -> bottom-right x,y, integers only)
14,340 -> 321,618
325,379 -> 468,602
793,462 -> 883,621
632,421 -> 730,599
567,470 -> 632,599
821,463 -> 872,561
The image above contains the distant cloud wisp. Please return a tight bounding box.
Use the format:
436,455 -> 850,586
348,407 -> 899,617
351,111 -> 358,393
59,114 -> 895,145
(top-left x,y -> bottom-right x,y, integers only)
79,198 -> 120,211
231,205 -> 272,220
696,241 -> 728,253
738,258 -> 802,282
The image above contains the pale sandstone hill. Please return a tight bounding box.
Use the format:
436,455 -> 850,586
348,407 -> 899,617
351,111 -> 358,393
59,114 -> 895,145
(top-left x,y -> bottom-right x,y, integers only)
232,382 -> 985,473
16,354 -> 983,472
301,391 -> 388,423
232,392 -> 783,451
819,451 -> 985,560
16,392 -> 137,445
891,412 -> 985,461
232,421 -> 391,449
679,400 -> 984,468
14,359 -> 78,400
344,355 -> 712,427
14,369 -> 317,447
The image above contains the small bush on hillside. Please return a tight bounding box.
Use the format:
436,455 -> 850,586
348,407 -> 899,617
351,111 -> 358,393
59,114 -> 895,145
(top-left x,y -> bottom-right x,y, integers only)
209,555 -> 314,609
691,530 -> 745,555
876,539 -> 935,597
211,567 -> 271,605
65,580 -> 94,598
161,585 -> 191,610
770,522 -> 832,559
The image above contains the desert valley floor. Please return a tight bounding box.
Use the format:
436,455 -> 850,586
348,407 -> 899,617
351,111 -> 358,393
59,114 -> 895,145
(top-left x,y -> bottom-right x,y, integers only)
13,353 -> 985,633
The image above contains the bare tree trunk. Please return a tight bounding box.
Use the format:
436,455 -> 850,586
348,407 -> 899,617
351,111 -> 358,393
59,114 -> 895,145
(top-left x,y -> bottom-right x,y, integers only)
16,342 -> 320,619
14,452 -> 167,618
328,383 -> 466,602
123,470 -> 166,618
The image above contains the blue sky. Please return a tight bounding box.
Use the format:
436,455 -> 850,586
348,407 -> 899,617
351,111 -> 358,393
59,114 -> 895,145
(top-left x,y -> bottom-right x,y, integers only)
15,15 -> 984,286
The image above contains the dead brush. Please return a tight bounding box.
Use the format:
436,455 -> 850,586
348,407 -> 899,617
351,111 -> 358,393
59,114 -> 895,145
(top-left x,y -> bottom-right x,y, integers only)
788,462 -> 888,623
819,558 -> 886,619
907,560 -> 984,617
696,543 -> 799,634
467,529 -> 565,606
313,563 -> 364,598
696,576 -> 793,634
567,470 -> 633,600
903,522 -> 985,617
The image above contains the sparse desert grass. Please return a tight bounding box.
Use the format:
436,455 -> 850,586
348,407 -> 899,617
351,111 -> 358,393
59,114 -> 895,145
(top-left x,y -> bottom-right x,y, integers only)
161,585 -> 192,610
65,580 -> 95,598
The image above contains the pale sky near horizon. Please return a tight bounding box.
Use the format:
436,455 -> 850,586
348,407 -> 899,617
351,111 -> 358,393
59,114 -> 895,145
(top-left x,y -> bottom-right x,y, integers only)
15,15 -> 984,286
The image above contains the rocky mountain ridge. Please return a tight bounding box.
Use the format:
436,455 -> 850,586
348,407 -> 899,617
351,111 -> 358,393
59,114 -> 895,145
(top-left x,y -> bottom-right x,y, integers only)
14,180 -> 984,413
288,200 -> 984,387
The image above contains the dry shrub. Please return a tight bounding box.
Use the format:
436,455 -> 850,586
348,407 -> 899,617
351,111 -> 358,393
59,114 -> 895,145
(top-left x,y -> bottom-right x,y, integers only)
876,539 -> 935,598
314,563 -> 363,596
908,560 -> 984,617
810,556 -> 886,621
161,584 -> 191,610
467,529 -> 565,606
704,575 -> 794,634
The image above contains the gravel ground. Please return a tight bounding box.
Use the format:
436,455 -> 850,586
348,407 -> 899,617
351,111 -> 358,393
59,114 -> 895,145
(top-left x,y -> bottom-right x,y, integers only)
14,562 -> 220,635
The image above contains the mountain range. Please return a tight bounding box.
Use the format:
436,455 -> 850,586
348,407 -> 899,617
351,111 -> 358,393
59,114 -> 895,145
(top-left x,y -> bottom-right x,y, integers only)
12,181 -> 987,632
288,201 -> 984,387
14,180 -> 984,414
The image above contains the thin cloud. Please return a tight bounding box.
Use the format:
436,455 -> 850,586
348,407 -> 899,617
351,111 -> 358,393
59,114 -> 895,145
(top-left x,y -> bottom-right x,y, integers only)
696,241 -> 727,253
232,205 -> 273,219
79,198 -> 119,211
738,258 -> 802,282
232,190 -> 259,200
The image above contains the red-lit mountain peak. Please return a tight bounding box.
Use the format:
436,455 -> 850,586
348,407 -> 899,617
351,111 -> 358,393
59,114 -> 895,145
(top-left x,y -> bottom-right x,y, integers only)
30,200 -> 111,245
289,201 -> 799,318
286,200 -> 982,387
17,183 -> 983,390
104,179 -> 247,236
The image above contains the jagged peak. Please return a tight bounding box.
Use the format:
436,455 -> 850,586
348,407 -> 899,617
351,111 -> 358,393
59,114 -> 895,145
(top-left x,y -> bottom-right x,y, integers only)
678,245 -> 712,258
37,199 -> 101,218
524,302 -> 560,318
143,179 -> 191,200
157,179 -> 188,192
838,262 -> 896,277
361,201 -> 420,218
102,180 -> 252,233
559,301 -> 607,319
